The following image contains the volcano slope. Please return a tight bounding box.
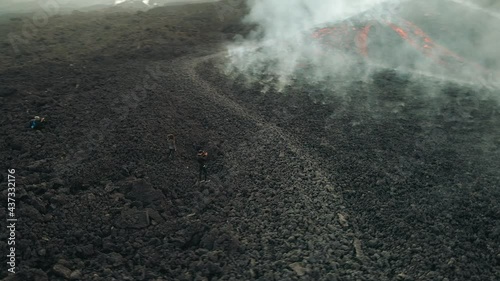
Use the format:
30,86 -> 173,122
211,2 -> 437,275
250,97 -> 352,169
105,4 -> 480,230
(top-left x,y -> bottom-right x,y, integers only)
201,56 -> 500,280
1,4 -> 500,281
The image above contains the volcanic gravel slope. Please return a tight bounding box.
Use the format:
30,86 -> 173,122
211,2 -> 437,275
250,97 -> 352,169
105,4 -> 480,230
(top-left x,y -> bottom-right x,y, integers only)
1,14 -> 500,281
199,55 -> 500,281
1,46 -> 385,280
1,41 -> 500,281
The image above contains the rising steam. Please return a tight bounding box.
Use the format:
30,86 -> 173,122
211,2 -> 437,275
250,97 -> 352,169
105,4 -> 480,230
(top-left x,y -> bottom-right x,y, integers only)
226,0 -> 500,90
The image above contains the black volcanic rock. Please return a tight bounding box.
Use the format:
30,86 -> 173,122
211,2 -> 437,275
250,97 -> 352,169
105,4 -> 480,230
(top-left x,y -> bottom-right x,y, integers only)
0,2 -> 498,280
0,87 -> 16,97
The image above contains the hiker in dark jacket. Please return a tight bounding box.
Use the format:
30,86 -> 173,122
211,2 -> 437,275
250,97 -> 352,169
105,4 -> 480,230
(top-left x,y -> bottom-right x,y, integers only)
197,149 -> 208,182
29,116 -> 46,129
167,134 -> 176,159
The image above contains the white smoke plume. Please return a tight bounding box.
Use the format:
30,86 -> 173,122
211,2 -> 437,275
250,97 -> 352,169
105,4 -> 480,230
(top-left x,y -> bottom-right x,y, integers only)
226,0 -> 500,90
227,0 -> 399,87
448,0 -> 500,19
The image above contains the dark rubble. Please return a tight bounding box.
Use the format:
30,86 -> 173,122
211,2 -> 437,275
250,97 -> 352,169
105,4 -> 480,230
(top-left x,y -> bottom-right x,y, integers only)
1,2 -> 500,281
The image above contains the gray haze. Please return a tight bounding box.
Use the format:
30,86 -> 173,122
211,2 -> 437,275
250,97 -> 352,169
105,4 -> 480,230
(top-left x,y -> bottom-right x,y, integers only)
225,0 -> 500,90
0,0 -> 218,14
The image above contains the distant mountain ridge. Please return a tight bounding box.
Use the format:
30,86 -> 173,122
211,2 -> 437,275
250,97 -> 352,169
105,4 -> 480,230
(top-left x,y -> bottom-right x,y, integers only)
0,0 -> 220,15
0,0 -> 115,15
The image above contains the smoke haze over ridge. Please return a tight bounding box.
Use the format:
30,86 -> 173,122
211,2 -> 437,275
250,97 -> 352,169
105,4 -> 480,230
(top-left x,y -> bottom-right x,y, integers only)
226,0 -> 500,90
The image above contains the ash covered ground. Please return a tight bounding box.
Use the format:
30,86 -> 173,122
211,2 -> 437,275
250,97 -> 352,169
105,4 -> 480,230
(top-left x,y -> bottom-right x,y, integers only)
1,1 -> 500,281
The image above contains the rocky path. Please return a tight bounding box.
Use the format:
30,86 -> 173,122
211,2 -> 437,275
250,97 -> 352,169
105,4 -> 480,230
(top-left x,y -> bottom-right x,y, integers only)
195,53 -> 500,281
175,52 -> 388,279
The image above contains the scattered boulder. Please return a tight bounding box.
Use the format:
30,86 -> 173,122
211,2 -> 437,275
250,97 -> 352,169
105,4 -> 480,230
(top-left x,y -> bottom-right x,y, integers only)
0,86 -> 17,97
119,208 -> 150,229
145,208 -> 165,223
53,264 -> 72,279
108,252 -> 125,267
289,262 -> 308,276
397,273 -> 410,280
118,178 -> 166,206
76,244 -> 95,258
105,182 -> 120,193
27,159 -> 50,173
338,213 -> 348,227
69,270 -> 82,280
353,238 -> 364,259
18,205 -> 43,222
51,178 -> 65,189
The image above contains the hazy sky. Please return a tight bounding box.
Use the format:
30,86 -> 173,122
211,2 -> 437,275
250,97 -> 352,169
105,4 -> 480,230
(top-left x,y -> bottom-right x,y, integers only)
0,0 -> 219,10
